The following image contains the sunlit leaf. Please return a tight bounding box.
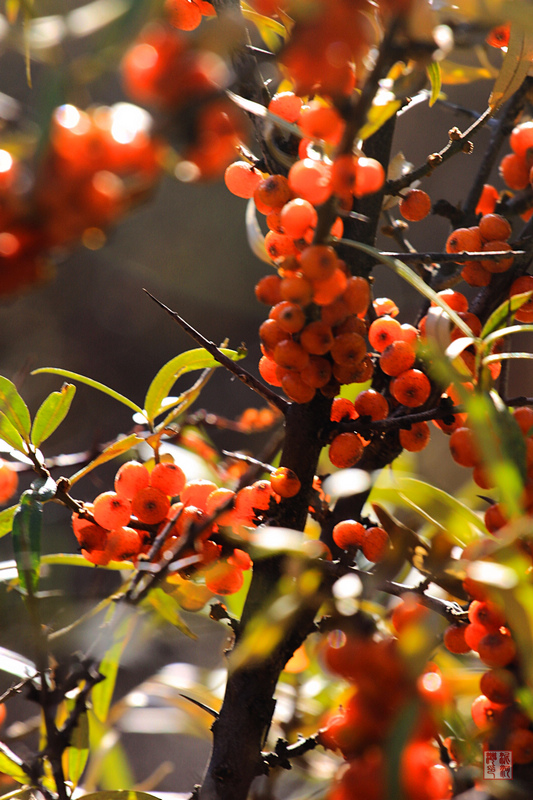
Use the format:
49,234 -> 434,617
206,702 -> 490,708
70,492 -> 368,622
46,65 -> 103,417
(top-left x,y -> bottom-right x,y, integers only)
241,3 -> 286,40
489,22 -> 533,110
339,242 -> 475,338
86,710 -> 134,790
79,790 -> 165,800
426,61 -> 442,106
439,60 -> 493,84
0,505 -> 17,539
41,553 -> 134,570
92,612 -> 137,723
68,434 -> 144,485
0,645 -> 37,681
480,291 -> 533,338
0,744 -> 28,784
64,706 -> 89,788
227,90 -> 309,140
11,493 -> 42,595
358,95 -> 402,140
0,413 -> 27,455
32,368 -> 144,417
31,383 -> 76,447
144,348 -> 244,424
144,587 -> 196,638
0,377 -> 31,443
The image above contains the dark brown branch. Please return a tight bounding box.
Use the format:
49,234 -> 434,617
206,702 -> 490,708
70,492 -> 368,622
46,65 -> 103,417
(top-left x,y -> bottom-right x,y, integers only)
143,290 -> 288,413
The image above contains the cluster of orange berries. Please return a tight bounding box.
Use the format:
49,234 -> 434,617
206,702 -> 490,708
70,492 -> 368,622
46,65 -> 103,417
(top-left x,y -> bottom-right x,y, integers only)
499,121 -> 533,200
445,212 -> 514,287
72,457 -> 302,596
0,102 -> 160,295
331,517 -> 389,563
443,578 -> 533,765
320,629 -> 452,800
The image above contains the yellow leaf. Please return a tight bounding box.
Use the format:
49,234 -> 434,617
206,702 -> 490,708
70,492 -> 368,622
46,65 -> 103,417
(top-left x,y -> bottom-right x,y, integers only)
489,23 -> 533,110
439,60 -> 493,85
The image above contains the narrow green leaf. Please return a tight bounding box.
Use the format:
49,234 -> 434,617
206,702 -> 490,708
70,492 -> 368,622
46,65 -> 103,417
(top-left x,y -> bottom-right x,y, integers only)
0,376 -> 30,442
31,383 -> 76,447
484,324 -> 533,349
0,744 -> 28,784
87,710 -> 135,790
145,587 -> 196,638
31,368 -> 144,417
0,506 -> 17,538
0,645 -> 37,680
41,553 -> 134,570
241,3 -> 286,38
76,792 -> 161,800
11,494 -> 42,595
144,348 -> 244,424
480,290 -> 533,338
483,352 -> 533,367
68,434 -> 144,486
339,241 -> 476,339
426,61 -> 442,106
92,613 -> 137,722
0,413 -> 27,455
65,706 -> 89,787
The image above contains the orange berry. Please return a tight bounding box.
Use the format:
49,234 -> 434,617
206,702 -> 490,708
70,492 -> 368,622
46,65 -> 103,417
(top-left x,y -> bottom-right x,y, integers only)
510,121 -> 533,158
354,157 -> 385,198
362,526 -> 389,562
206,487 -> 236,526
478,630 -> 516,668
475,184 -> 499,216
468,599 -> 506,631
93,491 -> 132,529
254,174 -> 292,210
449,426 -> 480,468
265,230 -> 298,262
72,519 -> 107,552
270,467 -> 301,497
513,406 -> 533,435
300,321 -> 334,355
329,432 -> 365,468
353,389 -> 388,421
433,289 -> 469,313
461,261 -> 491,286
273,339 -> 310,371
259,354 -> 283,387
204,561 -> 244,595
486,24 -> 510,48
266,208 -> 284,233
224,161 -> 262,198
312,268 -> 348,305
288,158 -> 332,206
443,625 -> 471,654
480,668 -> 516,705
499,152 -> 530,190
478,213 -> 512,242
280,274 -> 313,306
379,340 -> 415,376
114,460 -> 150,500
330,332 -> 367,367
471,694 -> 508,729
445,227 -> 482,254
299,244 -> 337,281
399,189 -> 431,221
181,479 -> 218,511
106,526 -> 143,561
342,276 -> 370,316
150,461 -> 186,496
330,397 -> 357,422
506,728 -> 533,764
0,459 -> 18,504
368,316 -> 402,353
259,318 -> 287,354
332,519 -> 366,549
298,102 -> 344,143
373,296 -> 399,318
131,486 -> 170,524
268,91 -> 303,123
390,369 -> 431,408
481,240 -> 513,272
270,301 -> 306,334
227,548 -> 252,570
280,197 -> 317,239
166,0 -> 202,31
391,593 -> 429,631
331,153 -> 357,197
300,355 -> 332,388
255,274 -> 282,306
484,502 -> 507,533
281,371 -> 316,403
510,275 -> 533,322
399,421 -> 430,452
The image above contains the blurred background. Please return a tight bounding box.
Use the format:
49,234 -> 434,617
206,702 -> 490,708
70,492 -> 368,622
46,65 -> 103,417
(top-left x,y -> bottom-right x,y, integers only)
0,4 -> 532,794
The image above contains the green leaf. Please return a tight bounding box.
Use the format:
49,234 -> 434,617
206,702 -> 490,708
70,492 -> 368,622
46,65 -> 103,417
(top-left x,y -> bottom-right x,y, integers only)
74,792 -> 161,800
31,383 -> 76,447
65,706 -> 89,788
480,291 -> 533,338
484,324 -> 533,350
0,505 -> 17,538
0,413 -> 27,455
358,97 -> 402,140
426,61 -> 442,106
483,351 -> 533,367
144,587 -> 196,638
31,368 -> 144,417
41,553 -> 134,570
11,493 -> 42,595
144,348 -> 244,424
439,60 -> 494,85
338,242 -> 476,339
0,744 -> 28,784
489,22 -> 533,110
68,434 -> 144,486
0,645 -> 37,680
0,377 -> 31,442
92,612 -> 137,722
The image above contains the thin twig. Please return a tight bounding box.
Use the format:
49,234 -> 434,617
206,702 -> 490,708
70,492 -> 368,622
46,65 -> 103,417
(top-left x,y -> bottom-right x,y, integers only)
143,290 -> 288,414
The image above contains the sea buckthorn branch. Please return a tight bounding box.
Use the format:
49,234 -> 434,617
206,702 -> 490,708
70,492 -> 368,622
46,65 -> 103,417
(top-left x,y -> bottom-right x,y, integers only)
377,249 -> 526,263
143,289 -> 289,413
462,79 -> 531,221
386,106 -> 494,196
330,402 -> 464,439
262,733 -> 320,771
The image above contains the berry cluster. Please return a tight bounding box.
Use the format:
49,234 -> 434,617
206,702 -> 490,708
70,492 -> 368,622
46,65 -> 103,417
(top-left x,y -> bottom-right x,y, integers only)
499,121 -> 533,197
320,629 -> 452,800
331,517 -> 389,563
445,212 -> 514,287
72,457 -> 303,597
